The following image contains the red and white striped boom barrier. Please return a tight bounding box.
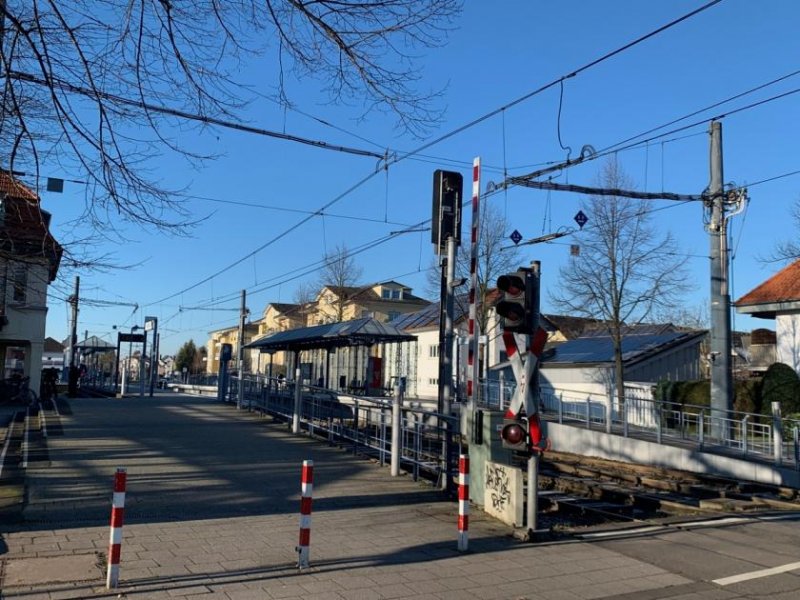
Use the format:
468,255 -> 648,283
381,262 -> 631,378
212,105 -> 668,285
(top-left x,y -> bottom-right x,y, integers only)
467,157 -> 481,409
458,454 -> 469,551
297,460 -> 314,568
106,467 -> 127,589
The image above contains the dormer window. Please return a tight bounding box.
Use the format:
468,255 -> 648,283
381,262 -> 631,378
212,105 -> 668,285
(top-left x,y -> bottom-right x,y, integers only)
382,288 -> 391,299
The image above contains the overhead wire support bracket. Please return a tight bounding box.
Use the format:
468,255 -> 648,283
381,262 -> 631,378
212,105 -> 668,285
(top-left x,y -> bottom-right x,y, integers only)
501,228 -> 576,251
510,180 -> 704,202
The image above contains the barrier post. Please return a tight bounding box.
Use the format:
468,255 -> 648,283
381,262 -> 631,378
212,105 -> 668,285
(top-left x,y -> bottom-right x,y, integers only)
297,460 -> 313,569
292,368 -> 303,434
458,454 -> 469,551
391,385 -> 402,476
106,468 -> 127,589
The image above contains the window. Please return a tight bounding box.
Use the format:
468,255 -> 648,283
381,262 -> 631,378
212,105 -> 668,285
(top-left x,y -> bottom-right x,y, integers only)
12,265 -> 26,303
381,288 -> 391,299
391,289 -> 401,299
361,310 -> 374,318
429,345 -> 439,358
387,311 -> 400,322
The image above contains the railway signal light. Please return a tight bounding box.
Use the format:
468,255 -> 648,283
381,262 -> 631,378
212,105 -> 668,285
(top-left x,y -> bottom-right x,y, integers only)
496,270 -> 533,333
431,170 -> 463,254
500,417 -> 529,451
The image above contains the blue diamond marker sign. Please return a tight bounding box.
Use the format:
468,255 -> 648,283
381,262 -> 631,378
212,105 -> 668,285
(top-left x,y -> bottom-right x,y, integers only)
510,229 -> 523,245
574,210 -> 588,229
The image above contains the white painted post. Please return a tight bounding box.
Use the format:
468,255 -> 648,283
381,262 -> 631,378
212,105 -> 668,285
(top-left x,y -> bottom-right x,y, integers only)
558,393 -> 563,424
585,398 -> 591,429
623,403 -> 629,438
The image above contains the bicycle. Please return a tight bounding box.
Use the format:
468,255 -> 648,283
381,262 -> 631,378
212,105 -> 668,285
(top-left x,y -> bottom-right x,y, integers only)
0,376 -> 39,406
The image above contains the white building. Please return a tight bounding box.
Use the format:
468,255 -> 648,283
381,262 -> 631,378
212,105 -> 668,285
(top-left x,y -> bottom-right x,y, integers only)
735,259 -> 800,374
0,172 -> 62,394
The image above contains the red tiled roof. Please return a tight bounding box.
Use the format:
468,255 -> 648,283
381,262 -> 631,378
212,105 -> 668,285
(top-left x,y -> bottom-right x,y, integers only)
734,260 -> 800,307
0,171 -> 38,201
0,171 -> 62,280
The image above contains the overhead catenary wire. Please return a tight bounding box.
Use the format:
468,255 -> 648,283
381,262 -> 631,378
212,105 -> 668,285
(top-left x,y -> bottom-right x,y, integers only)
145,0 -> 724,310
6,71 -> 387,160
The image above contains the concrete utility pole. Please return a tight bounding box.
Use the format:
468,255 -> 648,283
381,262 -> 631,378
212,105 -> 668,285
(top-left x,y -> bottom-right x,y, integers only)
708,121 -> 733,437
237,289 -> 246,409
68,276 -> 80,398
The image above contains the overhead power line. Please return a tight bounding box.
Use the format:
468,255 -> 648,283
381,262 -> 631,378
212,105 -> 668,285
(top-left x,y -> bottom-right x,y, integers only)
7,71 -> 386,160
146,0 -> 724,309
600,67 -> 800,155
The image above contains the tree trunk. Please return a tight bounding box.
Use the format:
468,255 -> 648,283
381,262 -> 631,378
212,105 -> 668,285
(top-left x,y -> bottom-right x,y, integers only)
614,338 -> 625,407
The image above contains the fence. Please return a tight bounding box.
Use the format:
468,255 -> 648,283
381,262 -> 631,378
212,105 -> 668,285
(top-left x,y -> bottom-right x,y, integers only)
475,379 -> 800,468
229,375 -> 460,486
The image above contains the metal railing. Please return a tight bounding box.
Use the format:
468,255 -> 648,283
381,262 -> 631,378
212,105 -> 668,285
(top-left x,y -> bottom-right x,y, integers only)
476,379 -> 800,469
229,375 -> 460,486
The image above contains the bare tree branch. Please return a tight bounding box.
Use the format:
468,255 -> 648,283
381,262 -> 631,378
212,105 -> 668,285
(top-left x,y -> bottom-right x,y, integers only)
551,157 -> 690,404
0,0 -> 460,274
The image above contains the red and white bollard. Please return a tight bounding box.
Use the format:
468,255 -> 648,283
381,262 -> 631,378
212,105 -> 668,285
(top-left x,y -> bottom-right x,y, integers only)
106,468 -> 127,589
297,460 -> 313,568
458,454 -> 469,551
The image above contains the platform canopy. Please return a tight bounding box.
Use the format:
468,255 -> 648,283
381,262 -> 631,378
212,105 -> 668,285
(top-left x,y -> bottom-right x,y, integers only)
246,317 -> 416,353
74,335 -> 115,355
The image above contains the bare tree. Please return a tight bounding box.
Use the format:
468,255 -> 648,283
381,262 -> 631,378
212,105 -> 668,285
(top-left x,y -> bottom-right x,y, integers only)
319,243 -> 362,322
0,1 -> 460,238
552,158 -> 689,405
767,196 -> 800,263
292,280 -> 318,325
292,281 -> 317,307
427,201 -> 522,339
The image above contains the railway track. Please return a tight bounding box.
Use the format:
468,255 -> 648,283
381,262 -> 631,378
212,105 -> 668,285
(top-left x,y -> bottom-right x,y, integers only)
532,451 -> 800,533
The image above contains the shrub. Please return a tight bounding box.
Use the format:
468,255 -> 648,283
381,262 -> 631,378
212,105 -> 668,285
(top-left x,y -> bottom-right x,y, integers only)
734,379 -> 762,415
761,362 -> 800,415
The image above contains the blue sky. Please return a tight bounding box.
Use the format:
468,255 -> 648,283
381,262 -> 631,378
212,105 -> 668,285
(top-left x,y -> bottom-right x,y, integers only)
41,0 -> 800,355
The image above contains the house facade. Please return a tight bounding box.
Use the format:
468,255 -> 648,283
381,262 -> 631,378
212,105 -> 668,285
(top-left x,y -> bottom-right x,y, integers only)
208,281 -> 430,377
0,172 -> 62,394
536,327 -> 706,397
206,321 -> 262,375
734,259 -> 800,374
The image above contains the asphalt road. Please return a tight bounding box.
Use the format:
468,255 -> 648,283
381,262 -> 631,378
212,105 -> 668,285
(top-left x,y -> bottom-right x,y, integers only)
1,392 -> 800,599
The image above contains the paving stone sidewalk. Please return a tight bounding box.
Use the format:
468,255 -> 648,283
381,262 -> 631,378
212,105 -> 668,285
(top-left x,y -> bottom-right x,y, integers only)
0,394 -> 691,599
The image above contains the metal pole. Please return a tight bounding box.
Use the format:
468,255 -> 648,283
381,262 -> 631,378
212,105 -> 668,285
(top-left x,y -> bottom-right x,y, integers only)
237,289 -> 246,410
391,384 -> 402,476
114,334 -> 121,394
68,276 -> 80,398
139,330 -> 147,399
708,121 -> 732,438
772,401 -> 783,466
149,322 -> 158,397
442,235 -> 456,416
292,364 -> 302,434
437,255 -> 446,412
527,261 -> 541,536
